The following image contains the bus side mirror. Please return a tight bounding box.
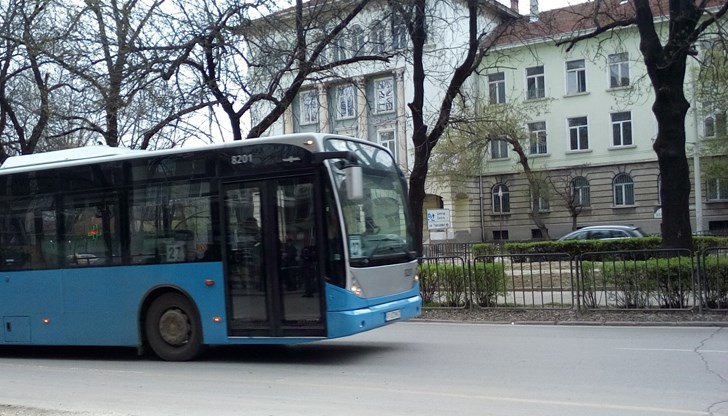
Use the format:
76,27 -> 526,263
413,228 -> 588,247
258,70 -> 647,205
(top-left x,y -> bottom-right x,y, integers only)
345,165 -> 364,200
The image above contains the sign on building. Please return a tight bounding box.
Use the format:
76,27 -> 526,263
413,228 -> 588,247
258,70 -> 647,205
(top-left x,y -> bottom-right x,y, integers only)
427,209 -> 450,230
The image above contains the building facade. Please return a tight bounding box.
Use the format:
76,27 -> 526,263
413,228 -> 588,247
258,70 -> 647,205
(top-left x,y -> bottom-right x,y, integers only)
458,2 -> 728,242
249,0 -> 728,242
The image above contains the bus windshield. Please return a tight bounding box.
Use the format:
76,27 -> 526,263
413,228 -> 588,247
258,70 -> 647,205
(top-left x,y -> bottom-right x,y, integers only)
325,138 -> 415,266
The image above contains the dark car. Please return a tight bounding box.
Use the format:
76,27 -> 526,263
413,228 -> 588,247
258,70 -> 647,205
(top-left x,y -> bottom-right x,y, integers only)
557,225 -> 646,241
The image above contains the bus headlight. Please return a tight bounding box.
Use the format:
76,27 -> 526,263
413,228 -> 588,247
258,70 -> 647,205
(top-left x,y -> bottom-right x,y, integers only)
349,277 -> 365,297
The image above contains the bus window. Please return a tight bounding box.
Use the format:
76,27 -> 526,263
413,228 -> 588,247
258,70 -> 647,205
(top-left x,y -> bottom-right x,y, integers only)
0,196 -> 58,270
130,181 -> 215,264
63,192 -> 121,266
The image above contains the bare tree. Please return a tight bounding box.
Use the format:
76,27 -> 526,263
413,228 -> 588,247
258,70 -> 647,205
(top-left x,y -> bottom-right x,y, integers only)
397,0 -> 517,254
432,101 -> 553,240
548,167 -> 590,231
552,0 -> 728,249
42,0 -> 214,149
694,36 -> 728,182
168,0 -> 393,141
0,0 -> 64,161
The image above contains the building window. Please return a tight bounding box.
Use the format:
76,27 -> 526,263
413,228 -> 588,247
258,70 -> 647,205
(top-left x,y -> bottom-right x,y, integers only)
531,189 -> 550,212
492,184 -> 510,214
566,59 -> 587,95
493,230 -> 509,241
526,66 -> 545,99
528,121 -> 547,154
705,115 -> 715,137
490,138 -> 509,159
300,90 -> 318,125
370,24 -> 386,54
707,178 -> 728,201
657,174 -> 662,205
377,130 -> 396,158
488,72 -> 506,104
568,116 -> 589,151
572,176 -> 591,207
613,173 -> 635,206
375,78 -> 394,113
705,112 -> 726,138
392,12 -> 407,50
336,85 -> 355,119
332,35 -> 348,61
350,25 -> 365,57
608,52 -> 630,88
611,111 -> 633,146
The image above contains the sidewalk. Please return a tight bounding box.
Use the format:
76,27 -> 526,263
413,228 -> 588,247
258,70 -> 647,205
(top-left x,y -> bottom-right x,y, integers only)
416,308 -> 728,326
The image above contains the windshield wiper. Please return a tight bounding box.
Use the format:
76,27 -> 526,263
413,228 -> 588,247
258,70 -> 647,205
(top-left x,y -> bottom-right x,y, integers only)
359,236 -> 414,265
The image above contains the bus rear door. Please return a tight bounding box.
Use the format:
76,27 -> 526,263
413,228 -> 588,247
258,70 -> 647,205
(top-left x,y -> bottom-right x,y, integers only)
223,176 -> 325,338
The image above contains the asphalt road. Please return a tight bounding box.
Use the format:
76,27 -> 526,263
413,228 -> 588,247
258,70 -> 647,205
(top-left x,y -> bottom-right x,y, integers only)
0,322 -> 726,416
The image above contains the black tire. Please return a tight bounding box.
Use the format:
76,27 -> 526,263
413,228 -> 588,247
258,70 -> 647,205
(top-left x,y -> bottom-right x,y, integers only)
145,293 -> 203,361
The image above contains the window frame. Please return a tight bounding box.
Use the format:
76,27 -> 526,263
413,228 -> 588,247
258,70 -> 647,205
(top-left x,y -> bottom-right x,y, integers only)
567,116 -> 589,151
489,138 -> 509,159
335,84 -> 356,120
299,90 -> 319,126
492,184 -> 510,214
526,65 -> 545,100
488,72 -> 506,104
707,178 -> 728,201
391,12 -> 407,50
572,176 -> 591,207
374,77 -> 395,114
528,121 -> 548,155
565,59 -> 587,95
350,25 -> 365,57
613,173 -> 635,207
610,111 -> 633,147
531,188 -> 550,212
608,52 -> 630,88
377,129 -> 397,159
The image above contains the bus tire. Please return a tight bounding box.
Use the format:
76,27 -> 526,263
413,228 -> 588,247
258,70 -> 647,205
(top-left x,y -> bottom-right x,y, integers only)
145,293 -> 203,361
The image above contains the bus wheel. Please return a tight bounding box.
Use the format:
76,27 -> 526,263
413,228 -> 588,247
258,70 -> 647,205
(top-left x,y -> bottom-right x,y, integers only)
145,293 -> 203,361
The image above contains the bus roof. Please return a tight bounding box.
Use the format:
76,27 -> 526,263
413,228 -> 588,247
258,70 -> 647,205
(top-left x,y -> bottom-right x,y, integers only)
0,146 -> 146,171
0,133 -> 368,174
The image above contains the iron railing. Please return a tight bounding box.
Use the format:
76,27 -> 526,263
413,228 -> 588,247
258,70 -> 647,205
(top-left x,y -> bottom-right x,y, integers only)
418,247 -> 728,311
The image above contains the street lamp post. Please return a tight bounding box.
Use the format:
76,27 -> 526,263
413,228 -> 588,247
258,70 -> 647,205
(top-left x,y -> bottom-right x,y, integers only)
692,73 -> 704,234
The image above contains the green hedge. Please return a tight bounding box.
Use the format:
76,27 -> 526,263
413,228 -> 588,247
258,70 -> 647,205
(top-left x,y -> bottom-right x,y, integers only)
473,236 -> 728,258
702,255 -> 728,309
580,257 -> 695,309
418,261 -> 506,307
471,262 -> 507,307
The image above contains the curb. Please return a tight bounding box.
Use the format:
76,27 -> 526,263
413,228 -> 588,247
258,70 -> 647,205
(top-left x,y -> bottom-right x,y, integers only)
412,318 -> 728,327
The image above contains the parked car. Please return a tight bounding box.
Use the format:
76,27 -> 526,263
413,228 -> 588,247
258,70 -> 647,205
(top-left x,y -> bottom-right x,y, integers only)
557,225 -> 646,241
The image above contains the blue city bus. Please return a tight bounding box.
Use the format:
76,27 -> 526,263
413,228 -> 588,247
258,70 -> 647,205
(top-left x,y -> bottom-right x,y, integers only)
0,134 -> 421,360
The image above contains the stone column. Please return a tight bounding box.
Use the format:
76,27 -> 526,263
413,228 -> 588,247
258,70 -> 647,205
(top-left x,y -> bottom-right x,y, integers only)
356,77 -> 368,140
318,84 -> 329,133
396,69 -> 408,171
283,106 -> 294,134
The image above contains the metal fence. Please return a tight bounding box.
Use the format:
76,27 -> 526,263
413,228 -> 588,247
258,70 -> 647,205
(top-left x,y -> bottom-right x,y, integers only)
418,247 -> 728,311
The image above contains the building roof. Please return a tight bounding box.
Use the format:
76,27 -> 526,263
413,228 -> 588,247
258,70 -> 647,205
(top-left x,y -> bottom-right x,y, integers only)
492,0 -> 725,47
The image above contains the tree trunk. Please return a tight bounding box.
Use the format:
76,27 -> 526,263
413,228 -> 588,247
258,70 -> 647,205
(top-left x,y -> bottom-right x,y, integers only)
409,162 -> 427,257
652,90 -> 693,250
634,0 -> 697,250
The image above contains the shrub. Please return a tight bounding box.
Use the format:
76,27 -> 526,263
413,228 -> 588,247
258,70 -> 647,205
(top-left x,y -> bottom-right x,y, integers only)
596,257 -> 694,308
701,255 -> 728,309
418,260 -> 468,307
470,261 -> 507,307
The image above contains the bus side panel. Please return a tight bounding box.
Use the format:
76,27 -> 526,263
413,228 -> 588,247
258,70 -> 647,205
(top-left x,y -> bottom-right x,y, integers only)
0,263 -> 227,347
324,283 -> 421,339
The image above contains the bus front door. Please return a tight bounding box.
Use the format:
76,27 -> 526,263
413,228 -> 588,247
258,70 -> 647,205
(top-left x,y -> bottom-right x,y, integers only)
223,177 -> 325,338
